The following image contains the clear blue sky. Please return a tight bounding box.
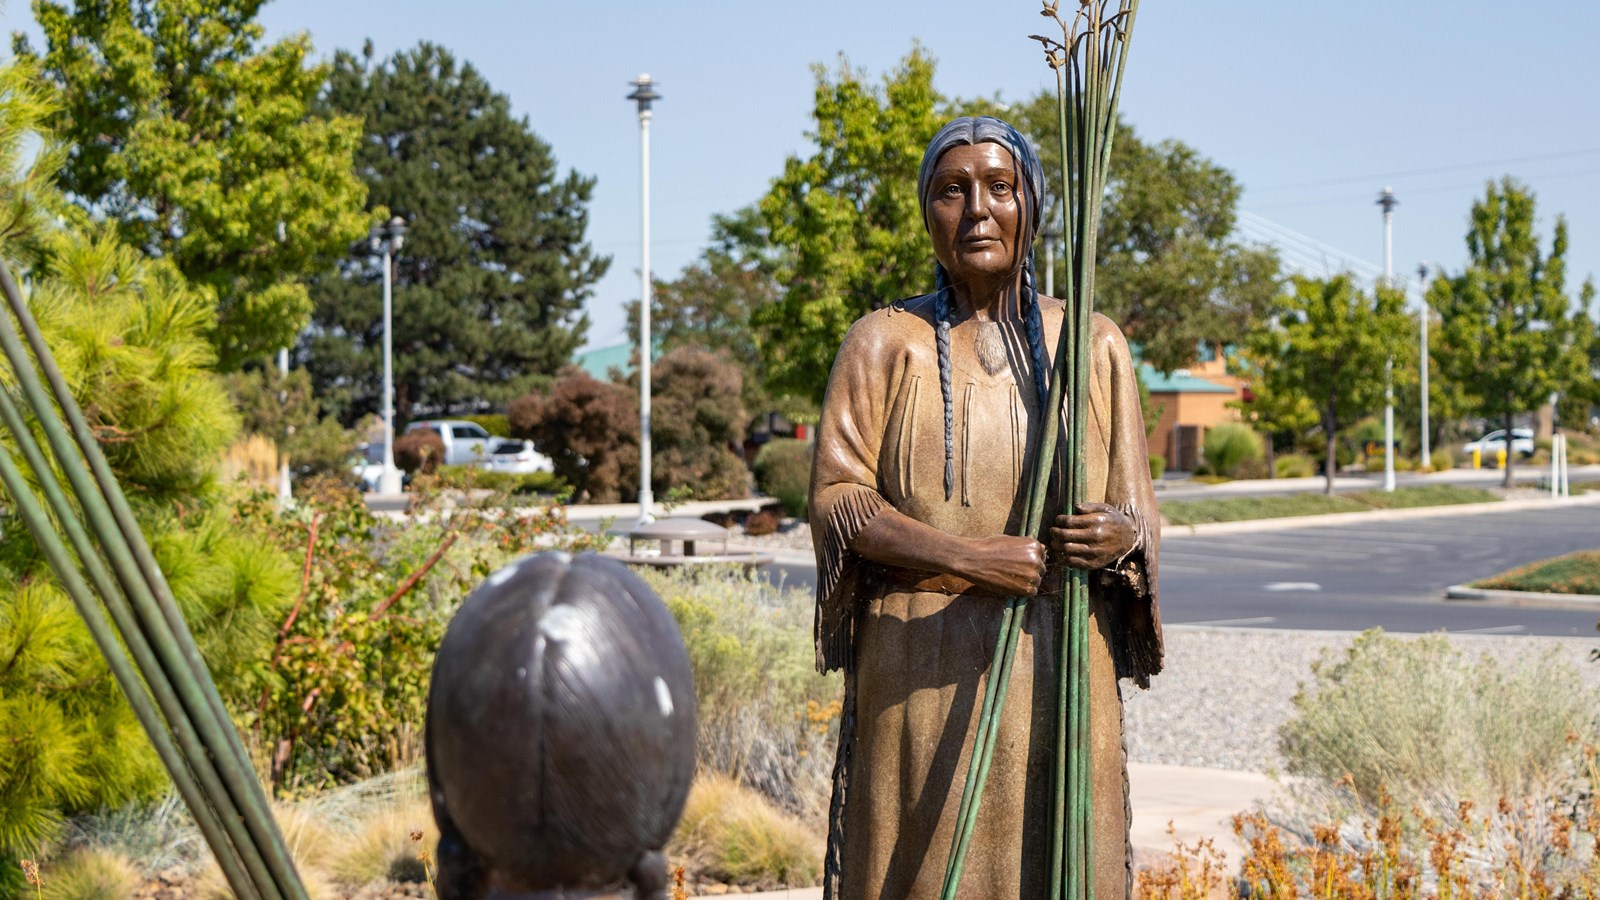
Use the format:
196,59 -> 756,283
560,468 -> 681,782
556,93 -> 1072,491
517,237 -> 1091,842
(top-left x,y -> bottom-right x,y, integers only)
10,2 -> 1600,351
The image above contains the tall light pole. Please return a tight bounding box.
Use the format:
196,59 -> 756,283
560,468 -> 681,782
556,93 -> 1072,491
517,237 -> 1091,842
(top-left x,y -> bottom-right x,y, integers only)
628,73 -> 660,524
277,347 -> 292,504
371,215 -> 407,495
1416,262 -> 1431,470
1377,186 -> 1398,491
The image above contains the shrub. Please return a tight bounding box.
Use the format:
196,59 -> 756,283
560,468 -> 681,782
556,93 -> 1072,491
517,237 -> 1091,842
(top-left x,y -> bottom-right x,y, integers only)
40,847 -> 141,900
1147,454 -> 1165,480
752,440 -> 812,518
284,417 -> 359,481
1201,423 -> 1262,478
672,774 -> 822,889
649,347 -> 751,501
1430,447 -> 1454,472
509,369 -> 639,503
392,428 -> 445,476
458,413 -> 510,438
1273,452 -> 1314,478
743,507 -> 782,536
1280,629 -> 1596,811
428,465 -> 566,497
638,566 -> 838,815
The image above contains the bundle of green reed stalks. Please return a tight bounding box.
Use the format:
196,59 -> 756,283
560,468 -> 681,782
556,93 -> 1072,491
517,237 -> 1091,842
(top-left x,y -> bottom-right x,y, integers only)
940,3 -> 1139,899
0,259 -> 307,900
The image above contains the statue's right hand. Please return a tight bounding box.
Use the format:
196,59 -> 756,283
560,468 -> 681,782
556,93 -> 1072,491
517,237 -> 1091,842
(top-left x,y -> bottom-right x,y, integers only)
962,535 -> 1047,597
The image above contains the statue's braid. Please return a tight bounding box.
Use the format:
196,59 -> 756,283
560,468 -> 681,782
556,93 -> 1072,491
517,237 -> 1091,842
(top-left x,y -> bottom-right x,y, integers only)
933,265 -> 955,501
1020,249 -> 1049,408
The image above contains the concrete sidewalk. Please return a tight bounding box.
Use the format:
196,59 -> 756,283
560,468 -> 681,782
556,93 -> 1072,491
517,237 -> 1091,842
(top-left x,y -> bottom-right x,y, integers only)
693,762 -> 1275,899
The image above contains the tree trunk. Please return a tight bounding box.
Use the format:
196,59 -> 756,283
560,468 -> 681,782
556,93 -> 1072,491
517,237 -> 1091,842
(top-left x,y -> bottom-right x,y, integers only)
1323,403 -> 1338,496
1503,408 -> 1516,489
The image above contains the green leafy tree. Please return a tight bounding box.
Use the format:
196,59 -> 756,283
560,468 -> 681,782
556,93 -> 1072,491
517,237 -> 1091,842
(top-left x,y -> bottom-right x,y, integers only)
1244,275 -> 1411,493
1231,350 -> 1319,477
304,42 -> 608,424
1556,282 -> 1597,431
16,0 -> 370,369
965,94 -> 1283,375
1429,179 -> 1588,486
749,49 -> 943,405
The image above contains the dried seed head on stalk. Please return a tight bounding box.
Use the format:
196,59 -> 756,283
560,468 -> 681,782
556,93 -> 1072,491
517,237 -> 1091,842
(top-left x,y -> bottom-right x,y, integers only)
20,859 -> 41,888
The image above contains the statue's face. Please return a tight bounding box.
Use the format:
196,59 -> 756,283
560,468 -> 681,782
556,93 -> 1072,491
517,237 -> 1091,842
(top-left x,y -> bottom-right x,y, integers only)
925,142 -> 1029,287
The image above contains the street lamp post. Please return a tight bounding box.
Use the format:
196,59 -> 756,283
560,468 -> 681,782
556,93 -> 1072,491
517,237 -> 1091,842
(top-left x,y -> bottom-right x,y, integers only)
628,73 -> 660,524
371,216 -> 407,495
1377,187 -> 1398,492
1417,262 -> 1431,470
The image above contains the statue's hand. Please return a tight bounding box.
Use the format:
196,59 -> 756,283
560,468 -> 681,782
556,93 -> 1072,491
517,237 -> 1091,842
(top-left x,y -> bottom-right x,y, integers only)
962,535 -> 1047,597
1048,502 -> 1136,571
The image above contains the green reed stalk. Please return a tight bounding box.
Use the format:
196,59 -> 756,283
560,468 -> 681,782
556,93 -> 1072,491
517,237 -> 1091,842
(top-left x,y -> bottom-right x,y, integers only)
0,260 -> 308,900
939,4 -> 1139,898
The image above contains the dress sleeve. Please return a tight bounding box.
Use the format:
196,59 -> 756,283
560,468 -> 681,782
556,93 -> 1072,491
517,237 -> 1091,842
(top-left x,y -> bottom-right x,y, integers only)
1093,317 -> 1164,688
809,314 -> 899,674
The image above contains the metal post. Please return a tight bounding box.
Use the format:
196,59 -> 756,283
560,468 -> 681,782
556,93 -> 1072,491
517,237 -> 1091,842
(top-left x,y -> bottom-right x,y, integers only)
1378,187 -> 1398,491
629,74 -> 661,524
1417,263 -> 1431,471
277,347 -> 292,504
374,216 -> 406,496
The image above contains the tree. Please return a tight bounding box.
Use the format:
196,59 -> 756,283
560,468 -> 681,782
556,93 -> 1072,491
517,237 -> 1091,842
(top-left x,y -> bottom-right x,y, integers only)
509,370 -> 639,503
16,0 -> 369,370
1244,275 -> 1411,493
304,42 -> 608,424
648,347 -> 749,500
990,94 -> 1281,374
1430,179 -> 1587,487
1231,351 -> 1319,477
1556,281 -> 1597,432
748,49 -> 945,405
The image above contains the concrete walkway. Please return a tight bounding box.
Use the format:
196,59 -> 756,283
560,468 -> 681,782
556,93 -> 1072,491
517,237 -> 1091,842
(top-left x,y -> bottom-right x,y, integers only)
692,762 -> 1275,898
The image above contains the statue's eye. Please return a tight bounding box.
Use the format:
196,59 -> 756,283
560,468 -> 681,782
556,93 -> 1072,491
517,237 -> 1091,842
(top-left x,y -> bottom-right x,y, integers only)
992,181 -> 1012,196
943,183 -> 963,196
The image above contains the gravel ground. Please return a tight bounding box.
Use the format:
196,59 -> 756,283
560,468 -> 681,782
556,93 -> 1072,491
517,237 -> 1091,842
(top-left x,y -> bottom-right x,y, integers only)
1124,627 -> 1600,773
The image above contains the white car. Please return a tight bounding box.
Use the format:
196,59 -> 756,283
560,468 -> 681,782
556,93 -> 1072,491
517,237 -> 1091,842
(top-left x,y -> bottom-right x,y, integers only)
484,438 -> 554,475
405,419 -> 493,466
1461,428 -> 1535,460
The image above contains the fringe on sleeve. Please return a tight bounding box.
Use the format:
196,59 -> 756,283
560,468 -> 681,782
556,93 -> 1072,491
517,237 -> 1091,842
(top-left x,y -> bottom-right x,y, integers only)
813,485 -> 890,674
1096,500 -> 1163,689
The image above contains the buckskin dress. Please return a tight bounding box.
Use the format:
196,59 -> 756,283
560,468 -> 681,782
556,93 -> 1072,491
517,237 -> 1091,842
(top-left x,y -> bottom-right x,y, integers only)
810,292 -> 1163,900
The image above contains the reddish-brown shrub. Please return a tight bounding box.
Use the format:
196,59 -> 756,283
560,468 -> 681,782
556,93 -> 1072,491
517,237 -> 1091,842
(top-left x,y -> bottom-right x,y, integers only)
510,368 -> 640,503
393,428 -> 445,475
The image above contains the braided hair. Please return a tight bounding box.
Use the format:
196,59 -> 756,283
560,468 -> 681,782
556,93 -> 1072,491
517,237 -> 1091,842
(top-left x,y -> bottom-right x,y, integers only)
917,117 -> 1051,501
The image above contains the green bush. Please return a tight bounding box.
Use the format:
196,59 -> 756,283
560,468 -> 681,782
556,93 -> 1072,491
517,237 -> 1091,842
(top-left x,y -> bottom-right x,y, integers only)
1430,447 -> 1454,472
1274,453 -> 1314,478
1280,629 -> 1596,810
1201,423 -> 1262,479
429,465 -> 566,497
640,566 -> 838,812
752,439 -> 812,518
459,413 -> 510,437
1147,454 -> 1166,480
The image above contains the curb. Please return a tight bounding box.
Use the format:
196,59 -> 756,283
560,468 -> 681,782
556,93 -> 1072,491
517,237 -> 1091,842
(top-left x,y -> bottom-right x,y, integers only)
1166,490 -> 1600,537
1445,583 -> 1600,608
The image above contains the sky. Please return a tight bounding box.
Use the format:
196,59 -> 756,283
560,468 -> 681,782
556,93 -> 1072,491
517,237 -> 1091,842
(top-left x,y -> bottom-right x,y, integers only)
9,1 -> 1600,352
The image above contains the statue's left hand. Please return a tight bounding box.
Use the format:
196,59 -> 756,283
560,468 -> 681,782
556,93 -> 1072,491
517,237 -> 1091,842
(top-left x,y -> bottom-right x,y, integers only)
1047,502 -> 1136,571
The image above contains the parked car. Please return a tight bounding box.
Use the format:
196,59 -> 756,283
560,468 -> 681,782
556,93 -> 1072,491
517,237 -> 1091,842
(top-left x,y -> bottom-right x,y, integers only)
1461,428 -> 1534,460
484,438 -> 554,475
405,419 -> 493,466
351,441 -> 384,492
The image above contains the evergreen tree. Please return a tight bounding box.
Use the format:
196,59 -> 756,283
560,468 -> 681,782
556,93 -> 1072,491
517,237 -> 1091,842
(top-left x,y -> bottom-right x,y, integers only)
1430,179 -> 1587,487
1244,275 -> 1411,494
304,42 -> 608,424
15,0 -> 370,370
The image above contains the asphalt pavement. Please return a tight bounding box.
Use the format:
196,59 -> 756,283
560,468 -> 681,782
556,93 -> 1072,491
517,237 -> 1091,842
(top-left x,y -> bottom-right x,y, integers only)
767,502 -> 1600,637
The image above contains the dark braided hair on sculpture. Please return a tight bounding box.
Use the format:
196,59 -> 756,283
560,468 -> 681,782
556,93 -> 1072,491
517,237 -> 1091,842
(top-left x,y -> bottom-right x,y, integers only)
918,116 -> 1051,502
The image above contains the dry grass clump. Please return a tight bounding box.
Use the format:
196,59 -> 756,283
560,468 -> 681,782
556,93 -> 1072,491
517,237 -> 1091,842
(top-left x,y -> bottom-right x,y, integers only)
323,798 -> 437,886
38,848 -> 140,900
219,433 -> 281,490
671,773 -> 822,889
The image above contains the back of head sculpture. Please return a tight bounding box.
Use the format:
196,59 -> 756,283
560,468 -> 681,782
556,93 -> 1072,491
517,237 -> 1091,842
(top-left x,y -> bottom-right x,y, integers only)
426,551 -> 697,900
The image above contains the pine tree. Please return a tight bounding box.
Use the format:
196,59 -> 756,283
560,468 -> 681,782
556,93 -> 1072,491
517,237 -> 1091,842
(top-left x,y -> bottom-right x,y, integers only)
303,42 -> 608,424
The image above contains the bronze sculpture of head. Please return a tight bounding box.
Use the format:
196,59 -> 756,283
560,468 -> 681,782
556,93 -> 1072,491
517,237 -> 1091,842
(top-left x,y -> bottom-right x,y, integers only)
425,551 -> 697,900
915,116 -> 1049,500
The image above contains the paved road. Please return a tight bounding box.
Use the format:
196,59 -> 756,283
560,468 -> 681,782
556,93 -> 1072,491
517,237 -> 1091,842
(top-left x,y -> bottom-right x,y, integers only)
768,504 -> 1600,637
